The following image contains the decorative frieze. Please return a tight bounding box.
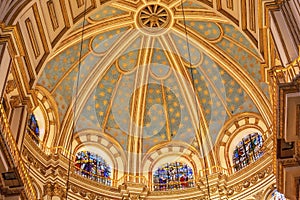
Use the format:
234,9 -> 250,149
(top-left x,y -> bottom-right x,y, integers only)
21,135 -> 275,199
5,80 -> 16,94
43,182 -> 66,199
227,164 -> 273,196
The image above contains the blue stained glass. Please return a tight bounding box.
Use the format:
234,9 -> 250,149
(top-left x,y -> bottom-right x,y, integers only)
232,132 -> 264,172
153,162 -> 194,191
271,190 -> 286,200
28,114 -> 40,144
28,114 -> 40,135
74,151 -> 111,186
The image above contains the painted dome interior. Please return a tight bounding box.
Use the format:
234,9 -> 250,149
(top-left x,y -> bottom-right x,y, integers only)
36,0 -> 270,167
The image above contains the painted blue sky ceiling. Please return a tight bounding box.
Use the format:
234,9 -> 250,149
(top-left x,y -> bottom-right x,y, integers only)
37,0 -> 269,152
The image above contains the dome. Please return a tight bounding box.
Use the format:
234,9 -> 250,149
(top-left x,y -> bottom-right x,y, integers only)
38,0 -> 270,150
34,0 -> 273,196
0,0 -> 284,199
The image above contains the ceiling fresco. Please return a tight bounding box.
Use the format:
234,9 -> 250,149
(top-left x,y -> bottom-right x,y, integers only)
37,0 -> 269,153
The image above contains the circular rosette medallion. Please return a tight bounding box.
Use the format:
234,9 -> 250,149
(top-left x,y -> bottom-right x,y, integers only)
136,4 -> 172,35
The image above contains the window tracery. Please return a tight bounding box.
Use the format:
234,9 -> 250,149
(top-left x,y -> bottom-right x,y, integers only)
74,151 -> 111,186
153,162 -> 194,191
232,132 -> 263,172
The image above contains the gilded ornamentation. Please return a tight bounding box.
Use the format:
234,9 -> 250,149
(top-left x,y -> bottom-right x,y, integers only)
218,186 -> 226,195
227,164 -> 273,196
58,168 -> 67,178
250,174 -> 258,184
136,3 -> 171,34
129,194 -> 140,200
53,183 -> 62,196
272,54 -> 300,83
5,80 -> 16,94
10,96 -> 20,107
43,182 -> 65,198
70,184 -> 79,193
21,130 -> 275,199
243,181 -> 250,188
258,171 -> 265,179
234,184 -> 242,192
88,193 -> 96,200
0,105 -> 36,199
0,1 -> 283,199
253,191 -> 263,199
210,186 -> 218,193
44,182 -> 52,196
227,188 -> 234,195
79,190 -> 87,197
40,167 -> 46,175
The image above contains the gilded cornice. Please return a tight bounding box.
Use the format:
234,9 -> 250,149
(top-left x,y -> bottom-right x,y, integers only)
0,104 -> 37,199
0,22 -> 37,109
274,75 -> 300,192
226,163 -> 273,197
22,135 -> 275,199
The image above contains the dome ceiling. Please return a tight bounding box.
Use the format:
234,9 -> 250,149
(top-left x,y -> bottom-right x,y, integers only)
37,0 -> 270,153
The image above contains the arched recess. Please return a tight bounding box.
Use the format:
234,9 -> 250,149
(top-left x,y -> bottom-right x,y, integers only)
33,86 -> 59,148
31,180 -> 42,200
72,129 -> 127,182
215,112 -> 271,174
264,186 -> 276,200
142,141 -> 203,189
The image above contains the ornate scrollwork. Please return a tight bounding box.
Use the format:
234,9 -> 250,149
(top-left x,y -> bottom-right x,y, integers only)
5,80 -> 16,94
250,175 -> 259,184
43,182 -> 65,198
227,163 -> 273,196
243,181 -> 250,188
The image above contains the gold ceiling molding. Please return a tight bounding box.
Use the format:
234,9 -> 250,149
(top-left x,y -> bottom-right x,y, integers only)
135,3 -> 173,36
57,28 -> 139,148
3,0 -> 272,123
0,0 -> 279,75
0,0 -> 283,198
32,0 -> 274,173
172,22 -> 272,127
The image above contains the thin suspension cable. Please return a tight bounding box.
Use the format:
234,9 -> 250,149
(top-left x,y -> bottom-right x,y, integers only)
179,1 -> 211,199
66,0 -> 88,198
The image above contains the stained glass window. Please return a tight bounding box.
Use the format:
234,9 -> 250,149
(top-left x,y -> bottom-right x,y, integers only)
74,151 -> 111,186
28,114 -> 40,144
270,190 -> 286,200
153,162 -> 194,191
232,132 -> 263,172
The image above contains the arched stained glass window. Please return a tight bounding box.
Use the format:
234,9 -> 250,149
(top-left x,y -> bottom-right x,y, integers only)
28,114 -> 40,144
232,132 -> 263,172
153,162 -> 194,191
74,151 -> 111,186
